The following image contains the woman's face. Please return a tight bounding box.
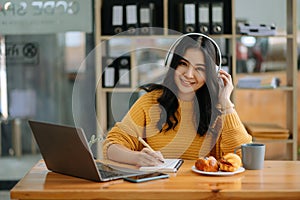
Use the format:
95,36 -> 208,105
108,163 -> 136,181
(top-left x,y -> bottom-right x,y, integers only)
174,48 -> 206,101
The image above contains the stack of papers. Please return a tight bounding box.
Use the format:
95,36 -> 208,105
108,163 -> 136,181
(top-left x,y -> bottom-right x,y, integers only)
237,23 -> 276,36
237,76 -> 262,88
139,159 -> 184,173
244,123 -> 290,140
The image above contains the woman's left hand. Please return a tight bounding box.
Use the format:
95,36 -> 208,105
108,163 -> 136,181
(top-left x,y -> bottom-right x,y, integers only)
217,69 -> 234,108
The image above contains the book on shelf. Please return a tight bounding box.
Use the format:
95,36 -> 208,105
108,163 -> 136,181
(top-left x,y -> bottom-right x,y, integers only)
244,123 -> 290,140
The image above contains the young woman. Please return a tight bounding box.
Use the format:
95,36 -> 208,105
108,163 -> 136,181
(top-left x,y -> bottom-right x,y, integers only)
103,33 -> 252,166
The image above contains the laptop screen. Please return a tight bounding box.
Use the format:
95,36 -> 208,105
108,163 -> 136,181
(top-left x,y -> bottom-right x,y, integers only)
28,120 -> 142,182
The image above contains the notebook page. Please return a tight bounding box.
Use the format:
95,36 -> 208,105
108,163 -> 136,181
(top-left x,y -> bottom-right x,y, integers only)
139,159 -> 183,173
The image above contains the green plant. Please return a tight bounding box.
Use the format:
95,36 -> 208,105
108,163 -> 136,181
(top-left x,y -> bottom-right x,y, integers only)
88,134 -> 104,148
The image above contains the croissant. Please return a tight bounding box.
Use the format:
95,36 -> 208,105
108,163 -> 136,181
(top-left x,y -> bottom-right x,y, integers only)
219,153 -> 242,172
195,156 -> 219,172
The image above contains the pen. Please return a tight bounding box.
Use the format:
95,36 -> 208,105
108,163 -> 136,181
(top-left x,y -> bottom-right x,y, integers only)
138,136 -> 164,163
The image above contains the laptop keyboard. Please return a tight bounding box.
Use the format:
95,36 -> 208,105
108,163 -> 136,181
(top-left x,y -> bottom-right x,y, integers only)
96,162 -> 127,178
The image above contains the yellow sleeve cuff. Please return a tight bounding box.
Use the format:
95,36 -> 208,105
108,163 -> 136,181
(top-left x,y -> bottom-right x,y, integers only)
222,112 -> 243,130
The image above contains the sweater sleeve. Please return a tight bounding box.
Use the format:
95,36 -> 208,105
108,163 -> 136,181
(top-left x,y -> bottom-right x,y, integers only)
102,91 -> 160,159
218,112 -> 252,157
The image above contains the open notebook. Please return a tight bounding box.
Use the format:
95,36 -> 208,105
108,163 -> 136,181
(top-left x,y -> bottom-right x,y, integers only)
139,159 -> 184,173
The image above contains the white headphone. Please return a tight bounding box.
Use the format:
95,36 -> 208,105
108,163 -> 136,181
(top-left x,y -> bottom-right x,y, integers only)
164,33 -> 222,72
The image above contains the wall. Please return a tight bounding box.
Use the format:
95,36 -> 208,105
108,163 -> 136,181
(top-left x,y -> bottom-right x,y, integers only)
236,0 -> 287,31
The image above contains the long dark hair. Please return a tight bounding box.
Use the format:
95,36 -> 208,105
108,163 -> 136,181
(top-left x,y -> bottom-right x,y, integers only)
140,34 -> 221,136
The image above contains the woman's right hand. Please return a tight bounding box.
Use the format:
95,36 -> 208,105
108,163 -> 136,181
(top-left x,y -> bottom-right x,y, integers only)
134,148 -> 165,167
107,144 -> 164,167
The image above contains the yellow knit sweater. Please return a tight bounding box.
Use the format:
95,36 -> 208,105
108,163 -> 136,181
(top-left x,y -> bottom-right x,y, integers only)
103,90 -> 252,160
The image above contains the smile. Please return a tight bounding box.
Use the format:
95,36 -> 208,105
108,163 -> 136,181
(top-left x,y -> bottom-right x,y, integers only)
180,78 -> 195,87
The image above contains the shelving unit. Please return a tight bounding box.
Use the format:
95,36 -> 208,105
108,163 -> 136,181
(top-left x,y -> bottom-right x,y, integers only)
233,0 -> 298,160
94,0 -> 297,160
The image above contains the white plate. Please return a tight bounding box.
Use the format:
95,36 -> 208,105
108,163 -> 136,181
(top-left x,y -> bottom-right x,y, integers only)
191,166 -> 245,176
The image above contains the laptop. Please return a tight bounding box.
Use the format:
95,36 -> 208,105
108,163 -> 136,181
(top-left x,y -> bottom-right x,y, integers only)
28,120 -> 142,182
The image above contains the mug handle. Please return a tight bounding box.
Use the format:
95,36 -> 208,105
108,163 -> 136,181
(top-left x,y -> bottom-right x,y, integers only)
234,146 -> 241,154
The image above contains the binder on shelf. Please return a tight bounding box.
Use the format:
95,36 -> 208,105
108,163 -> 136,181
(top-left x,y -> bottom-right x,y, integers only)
103,58 -> 116,88
116,56 -> 131,87
138,3 -> 155,35
125,4 -> 138,35
112,5 -> 124,34
197,2 -> 210,34
211,1 -> 224,34
181,3 -> 196,33
102,56 -> 131,88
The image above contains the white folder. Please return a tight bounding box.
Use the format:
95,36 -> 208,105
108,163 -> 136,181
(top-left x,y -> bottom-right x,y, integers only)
118,57 -> 130,86
126,5 -> 138,34
112,5 -> 124,34
139,3 -> 155,34
103,58 -> 115,87
183,3 -> 196,33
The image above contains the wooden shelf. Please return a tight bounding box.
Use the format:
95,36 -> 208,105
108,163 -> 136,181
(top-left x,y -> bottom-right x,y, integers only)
253,139 -> 294,144
236,86 -> 294,91
235,34 -> 295,38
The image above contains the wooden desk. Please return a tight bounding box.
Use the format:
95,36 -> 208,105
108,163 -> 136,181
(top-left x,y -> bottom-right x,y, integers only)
10,160 -> 300,200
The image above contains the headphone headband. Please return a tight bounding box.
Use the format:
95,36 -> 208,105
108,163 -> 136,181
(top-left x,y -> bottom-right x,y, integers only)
164,33 -> 222,72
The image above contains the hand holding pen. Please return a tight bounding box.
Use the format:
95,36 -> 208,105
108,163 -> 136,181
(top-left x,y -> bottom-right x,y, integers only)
137,136 -> 165,166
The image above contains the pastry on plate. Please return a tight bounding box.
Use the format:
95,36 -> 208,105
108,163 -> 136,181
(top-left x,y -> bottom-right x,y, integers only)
195,156 -> 219,172
219,153 -> 242,172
